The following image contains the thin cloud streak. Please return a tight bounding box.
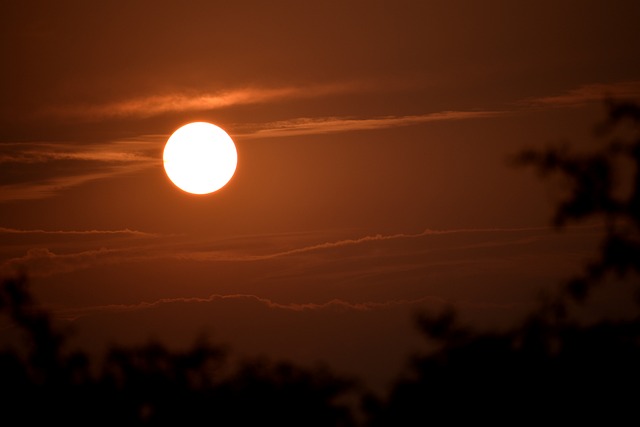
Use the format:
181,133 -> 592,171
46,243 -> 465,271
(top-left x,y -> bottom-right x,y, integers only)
0,226 -> 564,277
0,227 -> 155,236
45,83 -> 367,120
57,294 -> 452,321
0,139 -> 163,164
0,137 -> 163,202
0,247 -> 123,277
39,79 -> 640,126
238,110 -> 506,139
520,81 -> 640,108
0,162 -> 153,202
54,293 -> 522,324
176,226 -> 558,262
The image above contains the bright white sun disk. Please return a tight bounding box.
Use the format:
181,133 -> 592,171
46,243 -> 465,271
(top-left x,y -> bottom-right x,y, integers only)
163,122 -> 237,194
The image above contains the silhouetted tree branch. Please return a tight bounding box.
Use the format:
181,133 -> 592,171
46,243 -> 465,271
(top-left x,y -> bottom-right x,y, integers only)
515,100 -> 640,302
365,100 -> 640,425
0,275 -> 357,426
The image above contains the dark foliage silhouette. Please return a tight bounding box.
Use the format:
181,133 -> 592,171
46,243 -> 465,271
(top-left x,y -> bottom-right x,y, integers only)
0,275 -> 357,426
516,100 -> 640,302
364,100 -> 640,425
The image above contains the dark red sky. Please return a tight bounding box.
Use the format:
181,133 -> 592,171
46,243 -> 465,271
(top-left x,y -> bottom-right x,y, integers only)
1,0 -> 640,391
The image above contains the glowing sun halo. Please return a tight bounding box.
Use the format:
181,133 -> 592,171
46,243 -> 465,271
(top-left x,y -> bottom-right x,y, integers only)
163,122 -> 237,194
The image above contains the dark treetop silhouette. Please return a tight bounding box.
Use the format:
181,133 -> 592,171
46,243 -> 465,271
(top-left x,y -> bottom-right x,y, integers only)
1,101 -> 639,425
363,100 -> 640,425
0,273 -> 357,426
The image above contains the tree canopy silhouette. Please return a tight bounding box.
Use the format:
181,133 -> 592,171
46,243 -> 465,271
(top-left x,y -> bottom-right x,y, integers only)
0,274 -> 357,426
364,100 -> 640,425
517,100 -> 640,302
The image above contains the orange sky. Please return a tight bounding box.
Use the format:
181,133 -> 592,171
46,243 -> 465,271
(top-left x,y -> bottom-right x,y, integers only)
2,0 -> 640,392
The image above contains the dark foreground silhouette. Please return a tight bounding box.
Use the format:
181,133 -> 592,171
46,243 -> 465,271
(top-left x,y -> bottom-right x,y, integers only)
1,101 -> 639,425
365,100 -> 640,425
0,274 -> 357,426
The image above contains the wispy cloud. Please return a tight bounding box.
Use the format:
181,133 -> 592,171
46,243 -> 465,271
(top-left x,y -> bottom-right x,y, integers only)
173,226 -> 560,262
0,226 -> 562,277
0,247 -> 125,277
0,227 -> 154,236
0,162 -> 152,202
238,110 -> 506,139
40,79 -> 640,126
0,138 -> 163,164
0,137 -> 163,202
44,83 -> 367,120
520,81 -> 640,108
57,294 -> 449,321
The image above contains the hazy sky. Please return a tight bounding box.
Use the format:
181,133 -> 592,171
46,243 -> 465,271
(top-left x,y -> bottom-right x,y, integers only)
2,0 -> 639,391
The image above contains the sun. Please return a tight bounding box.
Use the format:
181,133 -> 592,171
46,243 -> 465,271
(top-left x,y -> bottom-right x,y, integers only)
163,122 -> 237,194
